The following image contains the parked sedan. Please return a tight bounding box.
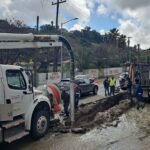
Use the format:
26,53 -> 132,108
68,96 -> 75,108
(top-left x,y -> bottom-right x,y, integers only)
76,78 -> 98,97
58,78 -> 99,98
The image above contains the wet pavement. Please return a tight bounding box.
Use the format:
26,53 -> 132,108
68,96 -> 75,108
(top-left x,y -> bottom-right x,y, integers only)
79,79 -> 119,105
1,78 -> 149,150
1,104 -> 150,150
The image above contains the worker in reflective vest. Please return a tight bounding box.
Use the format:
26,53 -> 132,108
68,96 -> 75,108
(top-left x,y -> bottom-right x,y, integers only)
109,76 -> 116,96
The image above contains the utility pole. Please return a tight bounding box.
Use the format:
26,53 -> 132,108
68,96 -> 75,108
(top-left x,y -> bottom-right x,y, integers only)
52,0 -> 66,72
36,16 -> 39,33
127,37 -> 132,63
137,44 -> 140,63
52,0 -> 66,29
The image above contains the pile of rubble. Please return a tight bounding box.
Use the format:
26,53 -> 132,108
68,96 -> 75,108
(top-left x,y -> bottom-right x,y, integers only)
93,99 -> 131,127
50,93 -> 131,134
74,93 -> 131,129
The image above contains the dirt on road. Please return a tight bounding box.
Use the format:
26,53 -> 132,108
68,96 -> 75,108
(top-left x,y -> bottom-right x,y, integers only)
71,93 -> 131,129
1,93 -> 150,150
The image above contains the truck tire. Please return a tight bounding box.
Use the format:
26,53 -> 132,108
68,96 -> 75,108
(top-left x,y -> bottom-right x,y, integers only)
31,110 -> 50,139
93,86 -> 98,95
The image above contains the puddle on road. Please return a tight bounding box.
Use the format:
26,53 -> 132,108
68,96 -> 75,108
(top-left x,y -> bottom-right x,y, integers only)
80,105 -> 150,148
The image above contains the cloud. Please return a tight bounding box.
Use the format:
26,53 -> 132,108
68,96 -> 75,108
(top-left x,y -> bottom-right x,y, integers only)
97,0 -> 150,49
69,23 -> 84,31
113,0 -> 150,10
0,0 -> 57,25
0,0 -> 150,48
119,19 -> 150,49
99,29 -> 105,35
0,0 -> 93,26
64,0 -> 92,23
97,4 -> 108,15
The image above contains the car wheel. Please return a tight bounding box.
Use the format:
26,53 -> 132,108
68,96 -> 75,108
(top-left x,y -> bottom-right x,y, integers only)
93,86 -> 98,95
31,110 -> 50,139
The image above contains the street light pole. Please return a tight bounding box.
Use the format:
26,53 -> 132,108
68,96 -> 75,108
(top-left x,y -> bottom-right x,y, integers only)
60,23 -> 63,79
127,37 -> 132,63
60,17 -> 78,80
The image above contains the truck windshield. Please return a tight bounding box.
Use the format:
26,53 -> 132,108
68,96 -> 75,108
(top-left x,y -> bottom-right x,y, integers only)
6,70 -> 27,90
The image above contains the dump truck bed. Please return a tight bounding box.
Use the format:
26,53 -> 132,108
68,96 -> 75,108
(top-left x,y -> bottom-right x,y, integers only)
140,64 -> 150,87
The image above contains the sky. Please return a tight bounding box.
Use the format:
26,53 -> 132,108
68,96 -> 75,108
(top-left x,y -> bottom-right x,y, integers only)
0,0 -> 150,49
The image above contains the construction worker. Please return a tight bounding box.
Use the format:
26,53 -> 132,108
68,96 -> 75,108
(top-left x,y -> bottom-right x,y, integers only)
74,82 -> 80,110
126,77 -> 132,100
134,78 -> 144,110
109,76 -> 116,96
61,87 -> 70,117
103,77 -> 109,96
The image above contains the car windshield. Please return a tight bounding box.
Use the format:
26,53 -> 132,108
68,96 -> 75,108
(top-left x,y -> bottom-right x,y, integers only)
76,74 -> 88,79
61,79 -> 70,83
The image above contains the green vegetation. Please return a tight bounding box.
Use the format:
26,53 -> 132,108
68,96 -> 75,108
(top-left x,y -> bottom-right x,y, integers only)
0,19 -> 149,72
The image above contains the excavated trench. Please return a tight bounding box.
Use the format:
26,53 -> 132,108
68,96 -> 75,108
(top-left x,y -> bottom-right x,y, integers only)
73,93 -> 131,129
56,92 -> 132,132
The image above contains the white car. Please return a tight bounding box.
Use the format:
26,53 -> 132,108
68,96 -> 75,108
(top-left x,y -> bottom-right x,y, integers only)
119,72 -> 129,81
119,72 -> 129,90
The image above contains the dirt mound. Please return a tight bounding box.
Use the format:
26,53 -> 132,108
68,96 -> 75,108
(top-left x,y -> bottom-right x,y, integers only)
74,93 -> 131,128
94,99 -> 131,125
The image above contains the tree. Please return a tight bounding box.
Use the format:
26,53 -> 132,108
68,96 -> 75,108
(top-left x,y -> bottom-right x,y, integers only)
118,34 -> 126,49
0,19 -> 34,64
76,48 -> 92,71
40,24 -> 58,34
108,28 -> 120,45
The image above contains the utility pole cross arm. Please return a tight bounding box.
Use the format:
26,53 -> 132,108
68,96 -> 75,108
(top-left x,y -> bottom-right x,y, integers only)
52,0 -> 66,5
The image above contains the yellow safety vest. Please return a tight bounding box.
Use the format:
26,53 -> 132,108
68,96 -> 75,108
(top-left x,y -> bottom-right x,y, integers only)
109,79 -> 116,86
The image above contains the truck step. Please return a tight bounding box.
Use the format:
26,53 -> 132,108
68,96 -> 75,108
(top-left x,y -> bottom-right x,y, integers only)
2,119 -> 25,129
4,131 -> 29,143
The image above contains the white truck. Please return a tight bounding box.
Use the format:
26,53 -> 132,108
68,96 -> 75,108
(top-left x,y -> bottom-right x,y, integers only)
0,33 -> 75,143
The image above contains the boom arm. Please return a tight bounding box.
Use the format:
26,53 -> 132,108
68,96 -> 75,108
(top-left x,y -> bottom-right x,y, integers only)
0,33 -> 75,124
0,33 -> 61,49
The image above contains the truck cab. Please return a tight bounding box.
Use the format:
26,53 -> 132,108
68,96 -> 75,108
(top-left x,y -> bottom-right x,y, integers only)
0,65 -> 52,143
0,65 -> 33,117
0,33 -> 75,143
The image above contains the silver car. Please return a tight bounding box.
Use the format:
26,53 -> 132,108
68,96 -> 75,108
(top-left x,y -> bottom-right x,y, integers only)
58,77 -> 98,98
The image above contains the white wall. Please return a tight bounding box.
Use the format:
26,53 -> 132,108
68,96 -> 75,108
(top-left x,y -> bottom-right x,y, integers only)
37,72 -> 61,86
104,67 -> 122,76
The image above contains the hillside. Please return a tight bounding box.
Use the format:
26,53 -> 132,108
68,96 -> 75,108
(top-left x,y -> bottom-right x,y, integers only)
0,19 -> 149,72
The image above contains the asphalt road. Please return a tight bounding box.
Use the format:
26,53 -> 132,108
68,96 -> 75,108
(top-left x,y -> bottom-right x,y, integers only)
4,78 -> 150,150
1,105 -> 150,150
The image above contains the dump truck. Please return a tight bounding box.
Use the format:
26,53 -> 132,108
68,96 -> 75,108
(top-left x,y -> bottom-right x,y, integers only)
120,62 -> 150,99
0,33 -> 75,143
129,63 -> 150,99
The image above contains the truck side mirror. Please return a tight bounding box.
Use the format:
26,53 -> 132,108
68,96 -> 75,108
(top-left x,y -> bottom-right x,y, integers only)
26,71 -> 33,92
28,84 -> 33,91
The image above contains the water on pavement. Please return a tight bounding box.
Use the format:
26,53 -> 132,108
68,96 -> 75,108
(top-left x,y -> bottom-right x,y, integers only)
2,104 -> 150,150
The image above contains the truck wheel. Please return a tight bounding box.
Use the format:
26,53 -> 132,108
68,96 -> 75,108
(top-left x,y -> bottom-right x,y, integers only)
31,110 -> 50,139
93,86 -> 98,95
